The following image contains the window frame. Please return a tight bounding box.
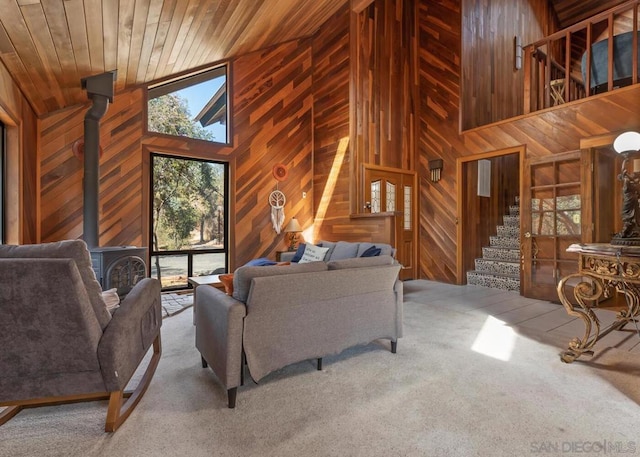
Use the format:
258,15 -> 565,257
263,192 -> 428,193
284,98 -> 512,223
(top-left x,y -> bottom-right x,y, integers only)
146,64 -> 231,146
149,152 -> 229,291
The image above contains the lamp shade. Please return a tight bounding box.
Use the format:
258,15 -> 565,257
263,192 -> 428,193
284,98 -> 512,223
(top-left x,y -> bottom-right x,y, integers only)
284,218 -> 302,233
613,131 -> 640,154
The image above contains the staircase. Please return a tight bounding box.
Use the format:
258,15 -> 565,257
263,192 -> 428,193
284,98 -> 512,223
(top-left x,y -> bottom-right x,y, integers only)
466,200 -> 520,292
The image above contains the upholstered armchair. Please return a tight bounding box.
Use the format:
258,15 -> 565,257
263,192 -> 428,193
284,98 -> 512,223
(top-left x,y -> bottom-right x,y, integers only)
0,240 -> 162,432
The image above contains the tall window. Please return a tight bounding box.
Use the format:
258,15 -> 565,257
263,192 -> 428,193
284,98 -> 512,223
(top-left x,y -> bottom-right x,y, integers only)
147,65 -> 229,144
0,121 -> 5,244
150,154 -> 228,290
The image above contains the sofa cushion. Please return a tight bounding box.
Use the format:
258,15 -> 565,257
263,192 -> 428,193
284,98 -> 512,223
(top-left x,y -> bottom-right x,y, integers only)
356,242 -> 394,257
317,240 -> 336,261
290,243 -> 306,262
0,239 -> 112,330
327,255 -> 395,270
299,244 -> 329,263
233,261 -> 328,303
360,245 -> 382,257
328,241 -> 360,260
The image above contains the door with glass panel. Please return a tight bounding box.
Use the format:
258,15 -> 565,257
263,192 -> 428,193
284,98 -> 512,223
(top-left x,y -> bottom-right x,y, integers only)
521,151 -> 585,300
364,167 -> 416,280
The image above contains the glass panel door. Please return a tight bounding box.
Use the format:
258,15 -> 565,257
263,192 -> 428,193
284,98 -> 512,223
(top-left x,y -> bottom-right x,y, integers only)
522,151 -> 583,300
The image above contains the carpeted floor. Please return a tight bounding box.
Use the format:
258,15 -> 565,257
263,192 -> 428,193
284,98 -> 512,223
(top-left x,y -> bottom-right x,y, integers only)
1,280 -> 639,457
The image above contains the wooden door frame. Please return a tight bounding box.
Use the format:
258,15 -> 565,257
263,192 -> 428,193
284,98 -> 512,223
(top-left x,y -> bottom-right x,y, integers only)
361,163 -> 418,279
456,146 -> 525,285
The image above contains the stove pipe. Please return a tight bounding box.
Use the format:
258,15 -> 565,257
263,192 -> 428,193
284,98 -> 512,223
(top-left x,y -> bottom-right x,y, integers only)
80,71 -> 117,248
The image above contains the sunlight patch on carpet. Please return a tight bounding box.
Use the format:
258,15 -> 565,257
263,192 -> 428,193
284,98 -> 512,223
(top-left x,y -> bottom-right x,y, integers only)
471,315 -> 516,361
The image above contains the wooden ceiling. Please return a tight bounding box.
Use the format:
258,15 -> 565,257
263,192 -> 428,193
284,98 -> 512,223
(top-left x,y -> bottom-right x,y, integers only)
0,0 -> 348,116
0,0 -> 631,117
549,0 -> 630,28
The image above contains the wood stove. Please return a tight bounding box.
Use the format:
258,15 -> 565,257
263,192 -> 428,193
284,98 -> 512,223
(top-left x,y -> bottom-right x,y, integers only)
80,71 -> 148,297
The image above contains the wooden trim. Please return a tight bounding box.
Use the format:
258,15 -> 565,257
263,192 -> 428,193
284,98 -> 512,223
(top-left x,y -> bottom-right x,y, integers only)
579,132 -> 623,149
0,406 -> 22,426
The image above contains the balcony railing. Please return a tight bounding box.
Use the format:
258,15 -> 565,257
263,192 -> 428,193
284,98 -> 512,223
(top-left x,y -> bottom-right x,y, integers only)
524,0 -> 640,113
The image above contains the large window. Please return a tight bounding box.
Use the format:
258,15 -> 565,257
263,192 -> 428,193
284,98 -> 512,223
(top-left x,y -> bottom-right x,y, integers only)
0,121 -> 4,244
148,65 -> 229,144
150,154 -> 228,290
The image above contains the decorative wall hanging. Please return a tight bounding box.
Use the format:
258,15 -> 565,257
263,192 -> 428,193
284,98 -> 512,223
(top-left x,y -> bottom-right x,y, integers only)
269,163 -> 289,234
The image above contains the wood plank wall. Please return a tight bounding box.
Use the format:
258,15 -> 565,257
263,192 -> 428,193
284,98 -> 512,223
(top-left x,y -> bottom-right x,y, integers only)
418,0 -> 640,283
0,58 -> 37,244
351,0 -> 417,172
461,0 -> 551,130
38,39 -> 314,269
312,0 -> 418,245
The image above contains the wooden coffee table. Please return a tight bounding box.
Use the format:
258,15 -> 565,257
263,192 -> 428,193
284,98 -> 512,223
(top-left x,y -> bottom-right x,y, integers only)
188,274 -> 225,324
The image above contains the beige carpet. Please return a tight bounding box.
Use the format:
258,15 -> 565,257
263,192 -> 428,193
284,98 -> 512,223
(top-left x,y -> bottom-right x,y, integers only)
1,280 -> 639,457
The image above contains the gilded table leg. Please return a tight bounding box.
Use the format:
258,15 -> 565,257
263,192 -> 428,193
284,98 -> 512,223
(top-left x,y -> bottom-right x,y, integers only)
556,273 -> 604,363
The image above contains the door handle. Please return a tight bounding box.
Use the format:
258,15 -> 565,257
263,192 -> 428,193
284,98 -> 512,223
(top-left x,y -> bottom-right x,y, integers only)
524,232 -> 531,238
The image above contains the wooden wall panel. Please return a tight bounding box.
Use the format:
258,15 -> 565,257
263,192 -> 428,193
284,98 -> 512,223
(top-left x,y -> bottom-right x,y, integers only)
39,88 -> 144,246
0,58 -> 37,245
313,0 -> 418,247
38,39 -> 314,269
461,0 -> 551,130
419,0 -> 640,283
351,0 -> 417,172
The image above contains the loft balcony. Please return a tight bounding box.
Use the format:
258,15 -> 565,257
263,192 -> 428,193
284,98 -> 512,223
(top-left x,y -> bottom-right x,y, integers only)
524,0 -> 640,113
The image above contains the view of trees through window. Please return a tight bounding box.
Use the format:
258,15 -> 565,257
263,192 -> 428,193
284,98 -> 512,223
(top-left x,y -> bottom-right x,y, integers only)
151,154 -> 227,289
147,65 -> 228,144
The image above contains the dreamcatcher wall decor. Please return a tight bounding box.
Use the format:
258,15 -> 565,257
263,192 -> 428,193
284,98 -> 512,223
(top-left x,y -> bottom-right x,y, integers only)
269,163 -> 289,234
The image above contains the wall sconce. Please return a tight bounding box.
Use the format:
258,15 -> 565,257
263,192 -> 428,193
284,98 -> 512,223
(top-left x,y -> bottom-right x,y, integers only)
429,159 -> 443,182
611,131 -> 640,246
284,217 -> 302,251
514,36 -> 523,70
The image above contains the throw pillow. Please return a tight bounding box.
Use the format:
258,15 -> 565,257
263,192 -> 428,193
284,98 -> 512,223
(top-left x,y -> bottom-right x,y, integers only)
360,245 -> 382,257
299,244 -> 329,263
101,288 -> 120,314
290,243 -> 306,263
219,273 -> 234,295
244,257 -> 278,267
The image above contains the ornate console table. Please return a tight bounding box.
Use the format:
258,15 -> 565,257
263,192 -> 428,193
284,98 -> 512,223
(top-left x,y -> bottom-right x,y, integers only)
557,243 -> 640,363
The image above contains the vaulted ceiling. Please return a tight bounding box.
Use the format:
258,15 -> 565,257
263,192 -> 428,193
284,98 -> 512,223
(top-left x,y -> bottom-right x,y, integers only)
0,0 -> 630,117
0,0 -> 347,116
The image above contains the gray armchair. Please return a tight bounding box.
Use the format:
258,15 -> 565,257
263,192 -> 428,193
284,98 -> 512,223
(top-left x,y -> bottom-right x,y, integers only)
0,240 -> 162,432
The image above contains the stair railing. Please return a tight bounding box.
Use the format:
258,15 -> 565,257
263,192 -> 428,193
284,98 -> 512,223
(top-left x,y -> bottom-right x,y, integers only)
524,0 -> 640,113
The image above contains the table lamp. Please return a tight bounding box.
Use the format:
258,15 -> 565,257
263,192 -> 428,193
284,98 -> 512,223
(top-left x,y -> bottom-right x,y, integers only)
284,217 -> 302,251
611,131 -> 640,246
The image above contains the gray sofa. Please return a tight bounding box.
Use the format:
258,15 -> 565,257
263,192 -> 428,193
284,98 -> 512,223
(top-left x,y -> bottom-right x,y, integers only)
279,240 -> 396,263
195,254 -> 402,407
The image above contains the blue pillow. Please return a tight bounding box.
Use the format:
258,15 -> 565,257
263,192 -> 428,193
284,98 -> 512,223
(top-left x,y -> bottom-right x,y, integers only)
290,243 -> 306,263
360,245 -> 382,257
244,257 -> 278,267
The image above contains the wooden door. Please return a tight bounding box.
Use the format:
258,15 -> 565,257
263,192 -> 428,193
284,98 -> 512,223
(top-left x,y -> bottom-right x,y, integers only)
364,167 -> 416,280
521,151 -> 585,301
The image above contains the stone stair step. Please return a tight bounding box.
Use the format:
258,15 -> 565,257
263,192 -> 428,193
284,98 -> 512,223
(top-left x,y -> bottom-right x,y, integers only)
489,236 -> 520,249
502,215 -> 520,227
467,271 -> 520,292
509,205 -> 520,216
482,246 -> 521,262
474,258 -> 520,276
497,225 -> 519,237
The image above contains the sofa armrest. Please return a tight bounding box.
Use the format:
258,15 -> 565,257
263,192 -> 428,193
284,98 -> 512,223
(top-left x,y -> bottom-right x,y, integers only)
98,278 -> 162,391
394,278 -> 403,338
195,286 -> 246,389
